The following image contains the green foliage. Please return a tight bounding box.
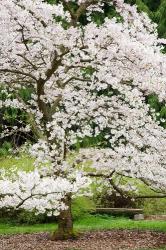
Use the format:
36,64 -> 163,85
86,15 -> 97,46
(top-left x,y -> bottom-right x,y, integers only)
46,0 -> 56,3
0,141 -> 12,157
136,0 -> 152,15
142,198 -> 166,215
154,0 -> 166,38
0,86 -> 35,150
148,94 -> 161,111
160,106 -> 166,116
19,87 -> 33,103
0,209 -> 49,225
74,132 -> 109,150
143,0 -> 161,11
147,94 -> 166,128
47,0 -> 121,26
133,0 -> 166,38
14,210 -> 48,225
71,197 -> 96,221
90,3 -> 122,25
0,87 -> 31,125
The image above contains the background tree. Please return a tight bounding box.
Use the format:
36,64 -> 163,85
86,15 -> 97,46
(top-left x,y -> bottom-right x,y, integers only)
0,0 -> 166,240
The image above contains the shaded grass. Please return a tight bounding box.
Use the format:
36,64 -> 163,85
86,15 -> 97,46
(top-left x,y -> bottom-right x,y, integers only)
0,215 -> 166,235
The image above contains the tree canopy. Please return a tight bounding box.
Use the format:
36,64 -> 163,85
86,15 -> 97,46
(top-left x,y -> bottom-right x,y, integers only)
0,0 -> 166,239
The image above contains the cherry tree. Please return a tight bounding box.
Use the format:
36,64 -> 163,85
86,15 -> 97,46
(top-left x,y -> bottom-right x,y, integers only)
0,0 -> 166,240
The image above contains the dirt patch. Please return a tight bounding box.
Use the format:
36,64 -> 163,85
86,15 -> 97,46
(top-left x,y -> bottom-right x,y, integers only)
0,230 -> 165,250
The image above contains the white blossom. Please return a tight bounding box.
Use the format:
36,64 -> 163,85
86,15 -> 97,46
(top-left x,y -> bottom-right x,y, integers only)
0,0 -> 166,213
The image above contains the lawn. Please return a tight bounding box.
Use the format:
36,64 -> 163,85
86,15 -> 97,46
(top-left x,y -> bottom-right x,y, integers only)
0,215 -> 166,235
0,154 -> 34,172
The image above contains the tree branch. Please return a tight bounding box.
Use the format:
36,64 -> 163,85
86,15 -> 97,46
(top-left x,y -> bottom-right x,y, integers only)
0,69 -> 37,81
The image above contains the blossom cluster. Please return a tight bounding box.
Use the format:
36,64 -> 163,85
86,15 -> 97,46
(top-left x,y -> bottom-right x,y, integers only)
0,169 -> 91,215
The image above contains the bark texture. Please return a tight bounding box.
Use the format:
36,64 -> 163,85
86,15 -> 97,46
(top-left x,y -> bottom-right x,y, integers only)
51,195 -> 75,240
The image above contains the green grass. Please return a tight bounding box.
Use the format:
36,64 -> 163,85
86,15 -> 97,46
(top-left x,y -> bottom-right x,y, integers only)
75,215 -> 166,231
0,154 -> 34,172
0,215 -> 166,235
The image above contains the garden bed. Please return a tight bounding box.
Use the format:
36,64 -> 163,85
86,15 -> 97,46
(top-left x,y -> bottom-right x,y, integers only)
0,230 -> 165,250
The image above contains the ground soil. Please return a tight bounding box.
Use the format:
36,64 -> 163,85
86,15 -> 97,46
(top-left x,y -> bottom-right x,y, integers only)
0,230 -> 166,250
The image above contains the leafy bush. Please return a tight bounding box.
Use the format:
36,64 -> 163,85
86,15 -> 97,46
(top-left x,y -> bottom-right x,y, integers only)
14,210 -> 48,225
0,141 -> 12,157
0,201 -> 59,225
138,198 -> 166,215
0,208 -> 51,225
71,197 -> 96,221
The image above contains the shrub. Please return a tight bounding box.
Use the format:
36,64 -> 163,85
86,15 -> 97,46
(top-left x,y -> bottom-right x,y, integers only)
137,198 -> 166,215
0,208 -> 53,225
0,141 -> 12,157
71,197 -> 96,221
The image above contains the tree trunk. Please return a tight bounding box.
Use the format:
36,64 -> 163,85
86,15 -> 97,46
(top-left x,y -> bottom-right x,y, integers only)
51,195 -> 75,240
